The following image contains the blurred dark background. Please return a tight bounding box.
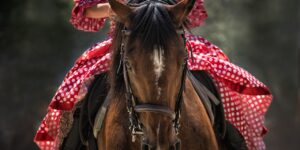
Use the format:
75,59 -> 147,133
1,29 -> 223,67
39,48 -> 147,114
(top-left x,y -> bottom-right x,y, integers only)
0,0 -> 299,149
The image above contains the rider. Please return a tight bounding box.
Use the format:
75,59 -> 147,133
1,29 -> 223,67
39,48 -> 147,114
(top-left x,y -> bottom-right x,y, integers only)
34,0 -> 272,149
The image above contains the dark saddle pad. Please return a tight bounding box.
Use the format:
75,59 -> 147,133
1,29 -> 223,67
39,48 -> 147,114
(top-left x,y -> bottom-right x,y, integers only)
61,73 -> 108,150
188,71 -> 247,150
61,71 -> 247,150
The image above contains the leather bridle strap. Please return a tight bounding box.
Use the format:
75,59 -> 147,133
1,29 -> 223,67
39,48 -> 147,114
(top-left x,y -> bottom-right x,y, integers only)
121,29 -> 144,141
173,57 -> 188,134
134,104 -> 176,120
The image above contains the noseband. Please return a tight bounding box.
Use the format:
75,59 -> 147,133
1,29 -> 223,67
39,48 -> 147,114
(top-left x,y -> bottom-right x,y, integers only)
118,27 -> 188,149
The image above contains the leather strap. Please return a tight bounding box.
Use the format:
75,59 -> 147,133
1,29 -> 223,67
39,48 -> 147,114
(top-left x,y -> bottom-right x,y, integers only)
188,71 -> 220,105
93,94 -> 111,138
134,104 -> 176,120
187,70 -> 220,125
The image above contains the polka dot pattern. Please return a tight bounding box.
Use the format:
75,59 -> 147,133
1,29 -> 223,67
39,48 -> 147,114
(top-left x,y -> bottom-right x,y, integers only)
34,39 -> 112,150
34,35 -> 272,150
187,0 -> 208,28
186,34 -> 272,150
70,0 -> 107,32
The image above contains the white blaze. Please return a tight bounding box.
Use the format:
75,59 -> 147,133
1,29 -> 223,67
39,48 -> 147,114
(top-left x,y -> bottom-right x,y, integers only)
152,46 -> 165,100
156,119 -> 161,149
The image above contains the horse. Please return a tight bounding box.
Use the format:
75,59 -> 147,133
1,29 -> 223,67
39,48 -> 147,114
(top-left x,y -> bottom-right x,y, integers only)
95,0 -> 220,149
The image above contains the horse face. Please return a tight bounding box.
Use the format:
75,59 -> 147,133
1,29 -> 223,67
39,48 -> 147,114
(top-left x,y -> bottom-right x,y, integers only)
108,0 -> 195,149
122,16 -> 186,146
124,31 -> 185,150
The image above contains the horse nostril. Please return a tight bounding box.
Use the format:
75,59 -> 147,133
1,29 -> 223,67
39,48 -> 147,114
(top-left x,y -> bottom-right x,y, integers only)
141,140 -> 152,150
175,140 -> 181,150
142,144 -> 149,150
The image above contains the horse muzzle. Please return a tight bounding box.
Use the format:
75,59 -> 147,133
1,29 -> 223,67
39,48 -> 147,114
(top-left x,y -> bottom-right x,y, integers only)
141,139 -> 181,150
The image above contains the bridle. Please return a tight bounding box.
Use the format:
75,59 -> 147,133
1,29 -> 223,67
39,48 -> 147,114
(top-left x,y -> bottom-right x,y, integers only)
117,26 -> 190,149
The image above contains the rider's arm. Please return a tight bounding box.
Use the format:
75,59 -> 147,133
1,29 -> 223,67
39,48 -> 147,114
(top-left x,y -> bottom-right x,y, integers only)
187,0 -> 208,28
84,3 -> 115,19
70,0 -> 111,32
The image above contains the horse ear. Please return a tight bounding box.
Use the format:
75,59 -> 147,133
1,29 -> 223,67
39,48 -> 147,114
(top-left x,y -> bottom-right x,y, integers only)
108,0 -> 133,25
167,0 -> 196,25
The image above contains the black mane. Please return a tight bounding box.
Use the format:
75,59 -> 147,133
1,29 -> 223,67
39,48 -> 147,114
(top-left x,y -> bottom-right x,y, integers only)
129,0 -> 179,51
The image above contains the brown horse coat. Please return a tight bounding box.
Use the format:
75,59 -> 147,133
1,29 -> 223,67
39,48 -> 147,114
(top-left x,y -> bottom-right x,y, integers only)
97,78 -> 218,150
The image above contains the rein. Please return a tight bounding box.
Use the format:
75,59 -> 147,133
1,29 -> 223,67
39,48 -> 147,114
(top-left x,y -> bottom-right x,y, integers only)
118,27 -> 189,143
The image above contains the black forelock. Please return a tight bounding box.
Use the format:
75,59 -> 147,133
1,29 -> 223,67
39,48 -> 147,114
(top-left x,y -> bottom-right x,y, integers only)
128,0 -> 180,52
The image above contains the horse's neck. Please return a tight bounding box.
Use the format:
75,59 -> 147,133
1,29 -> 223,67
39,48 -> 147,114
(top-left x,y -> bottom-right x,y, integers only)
180,78 -> 219,150
97,95 -> 141,149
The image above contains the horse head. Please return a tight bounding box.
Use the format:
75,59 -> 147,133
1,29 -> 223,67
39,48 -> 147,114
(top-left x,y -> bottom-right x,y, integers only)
108,0 -> 195,149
